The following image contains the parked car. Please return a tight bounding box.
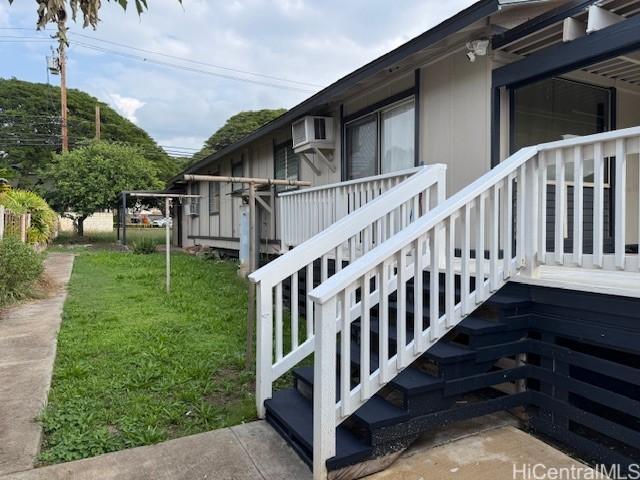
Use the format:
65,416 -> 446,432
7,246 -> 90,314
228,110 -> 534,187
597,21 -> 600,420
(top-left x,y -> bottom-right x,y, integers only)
152,218 -> 172,228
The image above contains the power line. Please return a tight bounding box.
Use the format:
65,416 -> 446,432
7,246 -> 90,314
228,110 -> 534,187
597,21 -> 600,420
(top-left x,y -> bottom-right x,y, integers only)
69,41 -> 317,93
71,32 -> 324,88
1,28 -> 324,89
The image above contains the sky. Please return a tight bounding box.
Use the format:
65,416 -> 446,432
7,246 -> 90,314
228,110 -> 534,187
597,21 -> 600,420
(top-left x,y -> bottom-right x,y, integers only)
0,0 -> 476,156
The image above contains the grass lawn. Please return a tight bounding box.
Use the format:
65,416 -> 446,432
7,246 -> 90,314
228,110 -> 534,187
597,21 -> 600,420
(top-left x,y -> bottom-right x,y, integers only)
39,251 -> 255,464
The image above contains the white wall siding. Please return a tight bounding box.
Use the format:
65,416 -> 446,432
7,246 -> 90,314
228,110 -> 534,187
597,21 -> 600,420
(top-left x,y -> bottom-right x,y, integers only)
421,52 -> 492,196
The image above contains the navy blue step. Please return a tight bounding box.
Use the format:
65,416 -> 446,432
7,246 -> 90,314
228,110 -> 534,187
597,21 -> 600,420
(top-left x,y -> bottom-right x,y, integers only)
389,366 -> 444,395
265,389 -> 372,470
423,340 -> 476,364
456,315 -> 508,335
293,367 -> 409,429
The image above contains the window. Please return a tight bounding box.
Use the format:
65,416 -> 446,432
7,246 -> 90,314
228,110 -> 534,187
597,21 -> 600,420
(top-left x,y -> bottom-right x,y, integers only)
232,160 -> 244,192
512,78 -> 612,185
190,182 -> 200,215
208,175 -> 220,215
274,141 -> 299,191
345,97 -> 415,180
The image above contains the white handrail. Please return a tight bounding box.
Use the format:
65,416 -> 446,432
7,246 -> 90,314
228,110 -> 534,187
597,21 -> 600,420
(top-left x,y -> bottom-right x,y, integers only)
251,165 -> 445,285
278,167 -> 424,250
249,164 -> 446,419
306,125 -> 640,479
277,166 -> 423,197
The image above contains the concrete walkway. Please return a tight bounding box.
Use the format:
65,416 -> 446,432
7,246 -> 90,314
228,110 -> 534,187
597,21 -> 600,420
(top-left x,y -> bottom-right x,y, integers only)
0,421 -> 311,480
0,254 -> 75,476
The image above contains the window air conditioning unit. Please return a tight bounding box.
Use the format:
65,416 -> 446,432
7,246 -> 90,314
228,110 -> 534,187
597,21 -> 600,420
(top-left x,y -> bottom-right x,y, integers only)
291,116 -> 334,153
185,201 -> 200,216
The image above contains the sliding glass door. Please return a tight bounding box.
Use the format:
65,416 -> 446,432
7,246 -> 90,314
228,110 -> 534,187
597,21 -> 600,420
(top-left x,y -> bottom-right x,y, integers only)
511,78 -> 613,253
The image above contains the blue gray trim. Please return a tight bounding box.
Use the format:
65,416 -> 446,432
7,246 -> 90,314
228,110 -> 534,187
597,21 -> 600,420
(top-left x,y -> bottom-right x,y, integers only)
493,13 -> 640,88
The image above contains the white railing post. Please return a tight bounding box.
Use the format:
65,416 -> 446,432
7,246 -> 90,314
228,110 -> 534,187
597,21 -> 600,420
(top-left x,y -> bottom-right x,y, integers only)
523,154 -> 540,277
313,296 -> 337,480
256,282 -> 273,418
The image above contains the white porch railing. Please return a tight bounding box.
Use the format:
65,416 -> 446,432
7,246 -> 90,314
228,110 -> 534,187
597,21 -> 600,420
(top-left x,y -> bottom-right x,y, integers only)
306,126 -> 640,479
249,164 -> 447,417
278,167 -> 423,251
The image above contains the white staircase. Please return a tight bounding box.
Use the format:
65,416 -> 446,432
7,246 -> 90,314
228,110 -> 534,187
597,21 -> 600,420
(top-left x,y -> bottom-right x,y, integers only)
250,126 -> 640,480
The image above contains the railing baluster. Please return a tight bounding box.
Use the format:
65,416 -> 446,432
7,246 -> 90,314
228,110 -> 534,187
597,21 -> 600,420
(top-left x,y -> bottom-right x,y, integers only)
306,263 -> 314,338
503,174 -> 513,278
291,272 -> 299,350
413,238 -> 424,353
360,273 -> 371,400
445,216 -> 455,327
429,228 -> 440,341
538,152 -> 547,264
615,138 -> 627,269
555,149 -> 566,264
462,203 -> 471,315
397,249 -> 408,367
336,245 -> 343,272
517,164 -> 526,267
573,146 -> 584,266
340,289 -> 351,417
475,193 -> 486,303
275,282 -> 283,361
379,262 -> 390,383
593,142 -> 604,268
321,254 -> 329,282
490,184 -> 500,291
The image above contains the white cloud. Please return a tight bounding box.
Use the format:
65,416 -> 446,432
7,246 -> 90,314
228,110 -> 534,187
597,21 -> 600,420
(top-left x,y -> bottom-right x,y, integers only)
108,93 -> 145,124
1,0 -> 477,152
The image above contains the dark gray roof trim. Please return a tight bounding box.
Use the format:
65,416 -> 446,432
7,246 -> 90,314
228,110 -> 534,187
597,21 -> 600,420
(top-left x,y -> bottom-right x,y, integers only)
168,0 -> 499,187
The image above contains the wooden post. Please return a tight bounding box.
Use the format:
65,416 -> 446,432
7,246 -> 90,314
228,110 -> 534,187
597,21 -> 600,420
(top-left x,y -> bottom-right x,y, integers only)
165,197 -> 171,294
58,22 -> 68,154
246,183 -> 257,370
122,192 -> 127,246
0,205 -> 4,240
95,105 -> 101,141
20,213 -> 28,243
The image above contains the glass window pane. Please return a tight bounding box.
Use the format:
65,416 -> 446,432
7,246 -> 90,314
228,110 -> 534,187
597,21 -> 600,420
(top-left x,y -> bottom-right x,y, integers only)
347,116 -> 377,179
381,101 -> 415,173
513,78 -> 610,152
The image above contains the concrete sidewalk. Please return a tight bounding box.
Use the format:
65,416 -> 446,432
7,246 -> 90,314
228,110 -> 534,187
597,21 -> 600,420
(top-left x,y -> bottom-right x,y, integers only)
0,253 -> 75,476
0,421 -> 311,480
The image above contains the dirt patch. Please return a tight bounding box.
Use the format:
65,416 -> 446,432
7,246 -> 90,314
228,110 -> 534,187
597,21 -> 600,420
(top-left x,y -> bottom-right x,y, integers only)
206,366 -> 254,408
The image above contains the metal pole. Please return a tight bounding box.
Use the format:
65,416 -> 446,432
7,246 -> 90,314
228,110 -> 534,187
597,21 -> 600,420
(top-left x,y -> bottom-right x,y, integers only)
122,192 -> 127,246
246,183 -> 256,369
165,197 -> 171,294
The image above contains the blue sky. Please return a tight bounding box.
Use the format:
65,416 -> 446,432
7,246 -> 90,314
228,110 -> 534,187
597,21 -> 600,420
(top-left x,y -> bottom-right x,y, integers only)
0,0 -> 475,154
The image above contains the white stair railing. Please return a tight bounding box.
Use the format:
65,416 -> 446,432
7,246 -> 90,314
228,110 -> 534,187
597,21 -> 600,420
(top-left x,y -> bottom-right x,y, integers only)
249,164 -> 447,417
278,167 -> 423,250
307,125 -> 640,479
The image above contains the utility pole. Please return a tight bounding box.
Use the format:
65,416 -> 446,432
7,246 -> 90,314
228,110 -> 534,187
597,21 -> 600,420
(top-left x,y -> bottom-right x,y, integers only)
57,15 -> 69,153
95,104 -> 101,140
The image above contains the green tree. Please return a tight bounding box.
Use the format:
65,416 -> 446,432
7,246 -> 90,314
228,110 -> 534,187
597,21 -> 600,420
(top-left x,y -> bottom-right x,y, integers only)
0,78 -> 178,188
195,109 -> 286,161
48,141 -> 161,236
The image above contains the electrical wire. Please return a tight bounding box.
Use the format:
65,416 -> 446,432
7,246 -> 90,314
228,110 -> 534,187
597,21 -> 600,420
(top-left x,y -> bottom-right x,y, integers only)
69,41 -> 317,93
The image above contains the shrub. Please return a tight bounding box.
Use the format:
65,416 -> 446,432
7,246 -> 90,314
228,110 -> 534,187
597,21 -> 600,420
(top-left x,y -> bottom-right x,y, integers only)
131,237 -> 157,254
0,236 -> 44,305
0,189 -> 57,244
